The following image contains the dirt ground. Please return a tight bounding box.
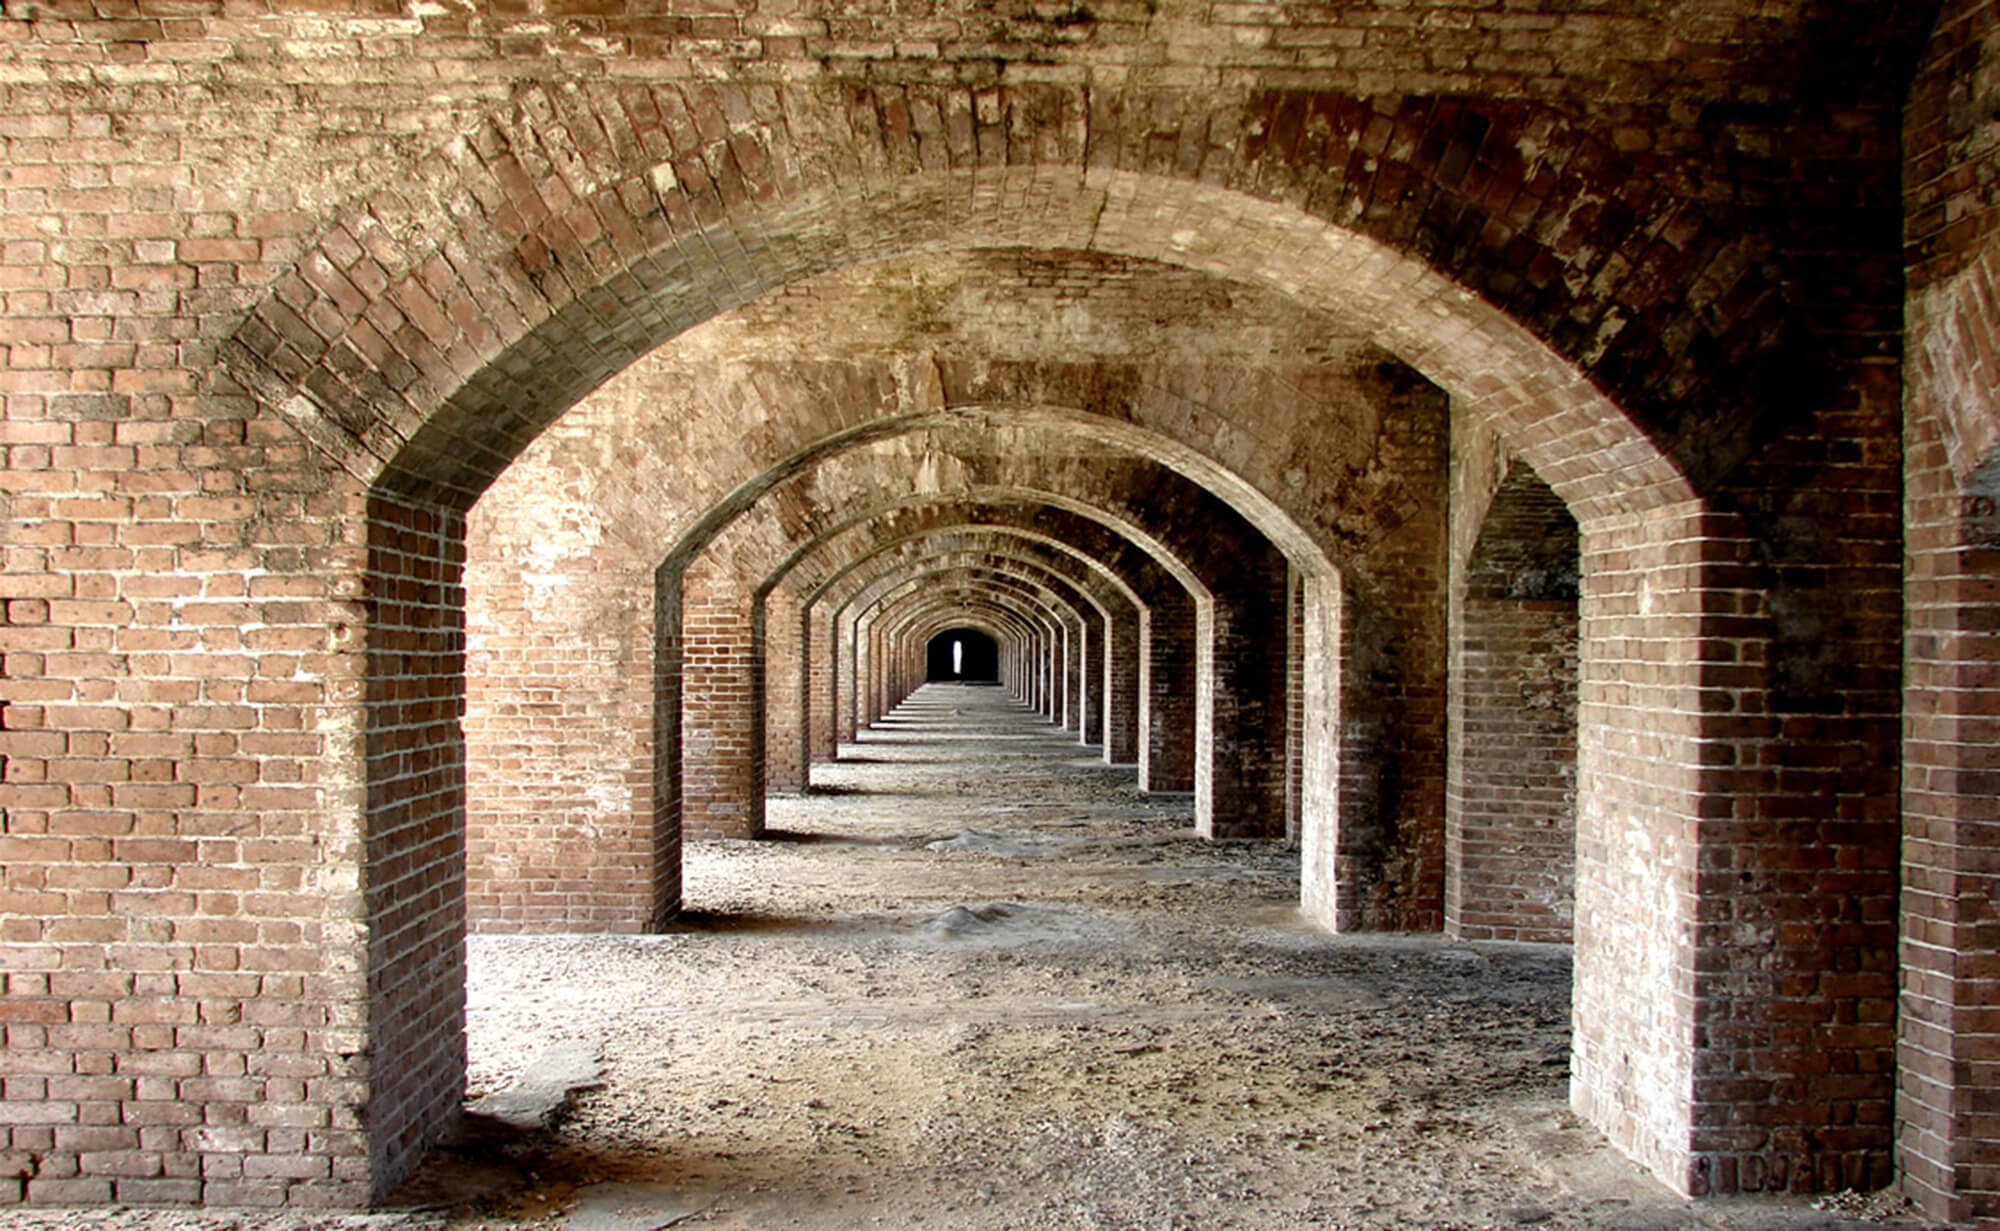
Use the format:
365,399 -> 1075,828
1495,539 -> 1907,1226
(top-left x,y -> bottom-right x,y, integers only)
3,684 -> 1944,1231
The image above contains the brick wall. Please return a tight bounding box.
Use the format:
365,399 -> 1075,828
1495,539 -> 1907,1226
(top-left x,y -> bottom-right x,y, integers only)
0,3 -> 1948,1209
1448,458 -> 1579,944
463,446 -> 661,933
361,496 -> 467,1201
1902,1 -> 2000,1223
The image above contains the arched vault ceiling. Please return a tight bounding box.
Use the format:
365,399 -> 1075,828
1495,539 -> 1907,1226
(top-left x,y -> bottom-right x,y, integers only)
796,508 -> 1183,614
660,248 -> 1379,367
688,428 -> 1282,589
471,258 -> 1445,579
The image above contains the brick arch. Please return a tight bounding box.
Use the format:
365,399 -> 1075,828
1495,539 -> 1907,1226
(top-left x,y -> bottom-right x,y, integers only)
742,488 -> 1304,842
861,562 -> 1097,646
845,551 -> 1110,637
791,484 -> 1219,599
771,486 -> 1210,603
902,612 -> 1026,687
785,504 -> 1199,776
793,527 -> 1146,625
1910,238 -> 2000,497
773,524 -> 1158,770
665,399 -> 1351,589
897,600 -> 1061,703
670,410 -> 1292,599
887,596 -> 1051,705
669,479 -> 1238,836
221,83 -> 1709,523
868,568 -> 1085,647
874,585 -> 1059,670
280,80 -> 1886,1207
838,552 -> 1114,741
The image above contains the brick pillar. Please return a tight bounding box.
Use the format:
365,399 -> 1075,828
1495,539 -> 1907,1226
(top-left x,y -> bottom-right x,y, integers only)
1105,605 -> 1141,764
465,520 -> 658,934
676,556 -> 763,840
761,590 -> 806,794
1142,597 -> 1197,793
808,604 -> 837,766
1078,614 -> 1102,747
853,613 -> 875,729
1567,505 -> 1713,1191
1446,592 -> 1577,942
1901,382 -> 2000,1223
1031,627 -> 1046,711
1568,499 -> 1899,1198
1284,567 -> 1305,843
837,608 -> 860,742
362,496 -> 469,1201
1897,18 -> 2000,1210
1063,615 -> 1084,734
1196,544 -> 1290,839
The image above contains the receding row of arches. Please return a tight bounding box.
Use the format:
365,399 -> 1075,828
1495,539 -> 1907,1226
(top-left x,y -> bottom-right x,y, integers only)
231,137 -> 1901,1206
9,6 -> 1992,1218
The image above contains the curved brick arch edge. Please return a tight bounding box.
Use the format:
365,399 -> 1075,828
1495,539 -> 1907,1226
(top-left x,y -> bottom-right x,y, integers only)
668,403 -> 1340,586
1911,239 -> 2000,501
792,523 -> 1151,616
223,151 -> 1693,526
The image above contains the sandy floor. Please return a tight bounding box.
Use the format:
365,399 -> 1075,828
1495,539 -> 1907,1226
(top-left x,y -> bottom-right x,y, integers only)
3,684 -> 1941,1231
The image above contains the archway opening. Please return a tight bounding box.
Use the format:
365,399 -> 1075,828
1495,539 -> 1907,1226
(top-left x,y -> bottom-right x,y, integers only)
298,159 -> 1710,1211
926,626 -> 1000,685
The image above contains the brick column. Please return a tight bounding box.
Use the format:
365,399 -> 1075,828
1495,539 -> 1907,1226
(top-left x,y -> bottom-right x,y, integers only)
1062,614 -> 1083,734
362,496 -> 470,1201
1284,567 -> 1305,842
1567,498 -> 1899,1199
1104,607 -> 1142,763
676,556 -> 763,840
1141,597 -> 1197,793
1902,366 -> 2000,1222
1083,613 -> 1102,744
1447,592 -> 1577,942
464,520 -> 659,933
1899,14 -> 2000,1215
837,608 -> 861,743
808,603 -> 838,766
853,611 -> 876,730
1196,543 -> 1290,840
761,589 -> 807,795
1567,506 -> 1714,1192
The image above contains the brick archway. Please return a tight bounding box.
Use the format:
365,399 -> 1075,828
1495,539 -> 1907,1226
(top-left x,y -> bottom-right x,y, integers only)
0,6 -> 1943,1215
223,85 -> 1899,1210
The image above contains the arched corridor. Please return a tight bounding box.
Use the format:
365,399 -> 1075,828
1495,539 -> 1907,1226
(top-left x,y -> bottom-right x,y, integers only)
2,4 -> 1995,1226
434,684 -> 1746,1229
293,681 -> 1898,1230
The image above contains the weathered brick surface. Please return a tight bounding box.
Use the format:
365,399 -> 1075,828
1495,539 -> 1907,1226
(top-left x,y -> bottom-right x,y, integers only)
0,0 -> 1945,1212
1448,456 -> 1578,944
1901,3 -> 2000,1224
361,495 -> 466,1199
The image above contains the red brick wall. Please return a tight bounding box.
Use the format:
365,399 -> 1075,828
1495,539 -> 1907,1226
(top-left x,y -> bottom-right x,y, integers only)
1902,2 -> 2000,1222
1568,503 -> 1714,1192
0,411 -> 377,1206
362,496 -> 469,1200
677,557 -> 765,841
761,591 -> 809,794
463,503 -> 661,933
0,6 -> 1946,1210
1448,597 -> 1577,943
1448,458 -> 1579,944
